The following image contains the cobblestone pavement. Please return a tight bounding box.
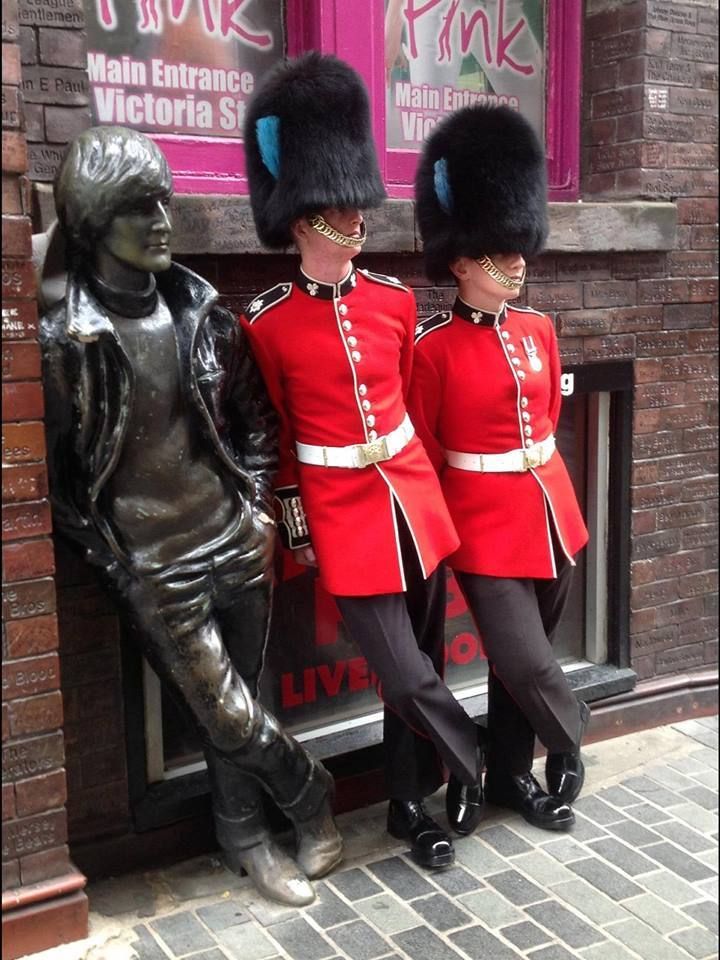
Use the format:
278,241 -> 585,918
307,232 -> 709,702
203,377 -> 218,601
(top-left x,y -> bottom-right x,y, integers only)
24,716 -> 718,960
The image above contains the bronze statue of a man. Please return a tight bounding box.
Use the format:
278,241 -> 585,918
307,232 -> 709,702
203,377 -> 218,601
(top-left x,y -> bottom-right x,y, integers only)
39,125 -> 342,906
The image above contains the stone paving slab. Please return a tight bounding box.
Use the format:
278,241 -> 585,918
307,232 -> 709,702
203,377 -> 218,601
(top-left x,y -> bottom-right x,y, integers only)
19,717 -> 719,960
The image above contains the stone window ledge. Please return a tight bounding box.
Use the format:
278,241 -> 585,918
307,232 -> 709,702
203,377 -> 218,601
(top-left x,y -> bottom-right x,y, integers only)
33,184 -> 678,256
172,197 -> 678,256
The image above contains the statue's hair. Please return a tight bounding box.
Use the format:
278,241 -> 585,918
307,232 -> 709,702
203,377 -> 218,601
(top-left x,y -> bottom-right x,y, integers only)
54,126 -> 172,256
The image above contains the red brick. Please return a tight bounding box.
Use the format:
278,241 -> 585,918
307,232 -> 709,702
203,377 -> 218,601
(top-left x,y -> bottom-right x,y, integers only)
2,652 -> 60,701
2,299 -> 38,339
1,214 -> 30,257
2,462 -> 48,503
2,858 -> 19,891
1,381 -> 43,421
2,782 -> 15,820
14,767 -> 66,818
588,118 -> 617,144
675,198 -> 719,225
2,499 -> 52,542
526,283 -> 582,312
44,105 -> 91,144
691,225 -> 719,249
633,481 -> 682,511
19,842 -> 70,885
1,421 -> 46,463
679,572 -> 719,601
2,257 -> 35,297
1,703 -> 9,740
637,279 -> 691,305
2,339 -> 40,380
583,172 -> 616,197
1,129 -> 26,173
632,510 -> 657,536
2,578 -> 56,621
633,430 -> 683,459
667,251 -> 718,277
5,613 -> 58,657
616,111 -> 644,142
585,9 -> 620,40
587,61 -> 619,93
592,85 -> 644,119
664,302 -> 716,331
1,41 -> 21,85
618,55 -> 646,86
655,641 -> 705,674
632,579 -> 679,611
688,329 -> 719,353
633,461 -> 659,486
38,28 -> 86,68
8,690 -> 63,738
1,173 -> 26,215
2,538 -> 55,582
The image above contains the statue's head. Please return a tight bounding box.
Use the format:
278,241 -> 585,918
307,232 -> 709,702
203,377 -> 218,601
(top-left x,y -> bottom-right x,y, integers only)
54,126 -> 174,275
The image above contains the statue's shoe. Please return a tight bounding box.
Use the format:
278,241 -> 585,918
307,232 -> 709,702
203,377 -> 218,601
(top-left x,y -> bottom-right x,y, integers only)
295,800 -> 344,879
223,840 -> 315,906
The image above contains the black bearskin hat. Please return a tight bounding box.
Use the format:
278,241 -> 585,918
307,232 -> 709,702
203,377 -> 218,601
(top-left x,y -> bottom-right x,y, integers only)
244,52 -> 386,249
415,105 -> 548,282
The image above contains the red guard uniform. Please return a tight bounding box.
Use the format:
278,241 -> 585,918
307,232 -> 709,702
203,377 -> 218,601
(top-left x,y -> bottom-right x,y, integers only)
409,298 -> 588,578
243,266 -> 459,596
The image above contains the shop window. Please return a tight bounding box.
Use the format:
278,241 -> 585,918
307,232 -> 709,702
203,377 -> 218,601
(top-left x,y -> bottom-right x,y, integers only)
139,361 -> 632,786
85,0 -> 287,192
85,1 -> 580,198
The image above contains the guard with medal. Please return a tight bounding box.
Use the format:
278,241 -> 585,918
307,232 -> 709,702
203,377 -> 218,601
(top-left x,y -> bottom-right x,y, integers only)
409,105 -> 591,830
241,53 -> 487,869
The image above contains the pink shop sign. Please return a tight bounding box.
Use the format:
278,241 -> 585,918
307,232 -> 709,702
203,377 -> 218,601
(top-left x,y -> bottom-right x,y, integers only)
86,0 -> 285,193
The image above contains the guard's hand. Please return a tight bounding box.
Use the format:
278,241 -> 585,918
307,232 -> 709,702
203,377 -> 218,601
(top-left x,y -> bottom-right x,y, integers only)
293,545 -> 317,567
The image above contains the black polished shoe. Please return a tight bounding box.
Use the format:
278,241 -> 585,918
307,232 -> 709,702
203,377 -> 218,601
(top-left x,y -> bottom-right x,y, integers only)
546,701 -> 591,804
387,799 -> 455,869
485,771 -> 575,831
446,740 -> 486,836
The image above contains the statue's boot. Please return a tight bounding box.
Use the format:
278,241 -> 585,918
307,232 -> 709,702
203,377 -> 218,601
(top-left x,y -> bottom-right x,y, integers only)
227,710 -> 343,880
215,811 -> 315,906
294,792 -> 344,879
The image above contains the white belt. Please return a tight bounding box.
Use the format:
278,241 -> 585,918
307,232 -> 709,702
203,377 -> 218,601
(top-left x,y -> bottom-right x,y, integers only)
296,415 -> 415,469
445,434 -> 556,473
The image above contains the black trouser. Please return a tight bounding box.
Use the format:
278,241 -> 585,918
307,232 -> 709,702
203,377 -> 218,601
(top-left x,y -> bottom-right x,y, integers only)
110,550 -> 330,853
335,516 -> 479,800
456,552 -> 583,777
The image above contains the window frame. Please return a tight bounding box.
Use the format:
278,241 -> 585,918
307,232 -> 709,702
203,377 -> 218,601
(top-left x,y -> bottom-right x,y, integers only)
287,0 -> 582,201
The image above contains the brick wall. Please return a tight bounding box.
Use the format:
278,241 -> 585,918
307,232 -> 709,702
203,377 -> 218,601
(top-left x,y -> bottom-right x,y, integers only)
13,0 -> 130,853
581,0 -> 718,680
17,0 -> 89,206
2,0 -> 73,898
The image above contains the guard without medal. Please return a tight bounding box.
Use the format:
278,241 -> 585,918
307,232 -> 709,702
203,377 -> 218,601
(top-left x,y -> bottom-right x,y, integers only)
241,53 -> 487,869
409,104 -> 591,830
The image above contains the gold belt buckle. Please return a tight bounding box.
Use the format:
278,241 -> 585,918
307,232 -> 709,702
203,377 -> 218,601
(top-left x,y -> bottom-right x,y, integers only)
356,436 -> 391,467
523,444 -> 543,470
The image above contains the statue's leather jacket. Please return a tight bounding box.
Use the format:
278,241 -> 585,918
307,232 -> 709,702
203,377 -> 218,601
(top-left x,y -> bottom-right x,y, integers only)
40,262 -> 278,572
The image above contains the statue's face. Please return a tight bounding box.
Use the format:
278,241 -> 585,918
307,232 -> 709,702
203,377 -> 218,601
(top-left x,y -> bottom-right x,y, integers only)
100,192 -> 173,274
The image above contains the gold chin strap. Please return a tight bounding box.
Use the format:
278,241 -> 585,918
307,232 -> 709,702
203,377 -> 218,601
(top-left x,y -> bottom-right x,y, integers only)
477,255 -> 526,291
309,215 -> 367,248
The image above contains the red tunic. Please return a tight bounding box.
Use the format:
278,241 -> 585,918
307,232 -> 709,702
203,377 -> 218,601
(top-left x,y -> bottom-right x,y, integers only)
407,298 -> 588,579
242,266 -> 459,596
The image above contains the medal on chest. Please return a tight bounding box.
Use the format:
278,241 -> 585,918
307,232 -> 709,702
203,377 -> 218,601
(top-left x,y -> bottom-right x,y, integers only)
521,335 -> 543,373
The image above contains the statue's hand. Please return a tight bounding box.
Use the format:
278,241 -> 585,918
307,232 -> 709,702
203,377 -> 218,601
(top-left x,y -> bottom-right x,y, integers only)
251,502 -> 277,568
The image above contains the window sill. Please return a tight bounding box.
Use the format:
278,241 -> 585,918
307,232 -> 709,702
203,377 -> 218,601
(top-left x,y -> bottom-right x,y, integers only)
33,184 -> 678,257
167,197 -> 678,256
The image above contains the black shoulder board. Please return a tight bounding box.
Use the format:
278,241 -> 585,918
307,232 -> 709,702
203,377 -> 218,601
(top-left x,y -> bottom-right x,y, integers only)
358,269 -> 409,291
245,282 -> 292,323
415,311 -> 452,344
